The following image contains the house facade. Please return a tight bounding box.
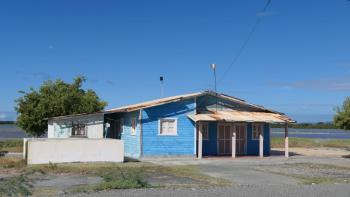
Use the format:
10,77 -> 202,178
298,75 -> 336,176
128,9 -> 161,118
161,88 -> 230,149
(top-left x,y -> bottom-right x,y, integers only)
48,91 -> 294,159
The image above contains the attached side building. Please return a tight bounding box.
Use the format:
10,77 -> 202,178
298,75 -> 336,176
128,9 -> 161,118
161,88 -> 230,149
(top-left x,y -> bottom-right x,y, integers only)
48,91 -> 294,159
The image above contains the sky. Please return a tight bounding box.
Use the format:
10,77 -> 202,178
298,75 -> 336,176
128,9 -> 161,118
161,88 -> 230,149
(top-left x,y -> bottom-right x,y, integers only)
0,0 -> 350,123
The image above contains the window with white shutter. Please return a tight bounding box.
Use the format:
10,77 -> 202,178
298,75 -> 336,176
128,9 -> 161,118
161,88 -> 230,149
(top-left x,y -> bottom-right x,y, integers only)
159,119 -> 177,135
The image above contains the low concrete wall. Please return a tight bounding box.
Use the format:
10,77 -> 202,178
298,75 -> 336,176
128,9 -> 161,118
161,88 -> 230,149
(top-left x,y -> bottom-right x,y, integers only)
24,138 -> 124,164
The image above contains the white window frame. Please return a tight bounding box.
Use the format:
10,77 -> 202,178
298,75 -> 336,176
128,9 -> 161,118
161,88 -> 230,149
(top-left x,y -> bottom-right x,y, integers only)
252,123 -> 263,140
131,117 -> 137,135
158,118 -> 178,136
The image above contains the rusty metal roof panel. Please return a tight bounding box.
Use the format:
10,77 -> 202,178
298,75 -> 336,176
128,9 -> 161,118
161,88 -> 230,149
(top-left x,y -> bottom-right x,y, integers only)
187,110 -> 295,123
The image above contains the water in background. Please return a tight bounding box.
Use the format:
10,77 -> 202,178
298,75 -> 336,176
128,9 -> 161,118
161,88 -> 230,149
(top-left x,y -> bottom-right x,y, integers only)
271,128 -> 350,139
0,124 -> 28,139
1,124 -> 350,140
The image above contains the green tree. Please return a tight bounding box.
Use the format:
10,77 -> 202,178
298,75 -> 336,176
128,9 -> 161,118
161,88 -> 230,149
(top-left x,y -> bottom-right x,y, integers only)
15,76 -> 107,136
334,97 -> 350,130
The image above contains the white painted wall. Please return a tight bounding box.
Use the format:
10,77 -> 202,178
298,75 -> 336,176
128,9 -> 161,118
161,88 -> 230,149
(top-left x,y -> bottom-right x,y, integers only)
25,138 -> 124,164
48,114 -> 104,138
48,120 -> 54,138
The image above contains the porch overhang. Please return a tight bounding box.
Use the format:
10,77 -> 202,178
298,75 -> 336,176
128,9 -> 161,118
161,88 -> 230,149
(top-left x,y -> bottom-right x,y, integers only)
188,110 -> 295,124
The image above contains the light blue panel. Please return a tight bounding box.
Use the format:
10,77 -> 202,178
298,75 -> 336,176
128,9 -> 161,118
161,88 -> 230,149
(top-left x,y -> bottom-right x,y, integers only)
54,123 -> 71,138
141,98 -> 196,156
196,94 -> 258,112
203,122 -> 217,156
246,123 -> 270,156
120,111 -> 141,158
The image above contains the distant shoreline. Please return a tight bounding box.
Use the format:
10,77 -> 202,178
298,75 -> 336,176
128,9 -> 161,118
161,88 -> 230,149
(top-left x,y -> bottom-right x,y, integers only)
0,121 -> 15,125
271,122 -> 338,129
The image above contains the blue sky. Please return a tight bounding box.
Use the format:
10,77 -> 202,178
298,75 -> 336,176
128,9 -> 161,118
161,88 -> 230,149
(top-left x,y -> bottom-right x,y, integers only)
0,0 -> 349,122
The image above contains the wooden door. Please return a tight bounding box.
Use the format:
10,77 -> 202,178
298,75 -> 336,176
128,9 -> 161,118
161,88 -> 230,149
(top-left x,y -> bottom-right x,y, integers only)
218,123 -> 232,155
234,124 -> 246,155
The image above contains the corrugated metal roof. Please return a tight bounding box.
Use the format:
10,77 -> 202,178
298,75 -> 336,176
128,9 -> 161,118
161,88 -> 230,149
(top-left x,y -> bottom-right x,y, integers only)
48,91 -> 294,122
188,110 -> 295,123
105,91 -> 283,114
106,92 -> 203,113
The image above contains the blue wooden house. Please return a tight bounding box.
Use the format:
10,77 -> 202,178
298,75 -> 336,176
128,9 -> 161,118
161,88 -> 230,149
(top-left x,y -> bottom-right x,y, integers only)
48,91 -> 294,159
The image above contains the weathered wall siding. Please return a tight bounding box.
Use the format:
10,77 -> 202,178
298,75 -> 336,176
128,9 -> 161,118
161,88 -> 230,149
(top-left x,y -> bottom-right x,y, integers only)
50,114 -> 104,138
119,111 -> 141,158
246,123 -> 270,155
196,94 -> 262,112
203,122 -> 218,156
141,99 -> 196,157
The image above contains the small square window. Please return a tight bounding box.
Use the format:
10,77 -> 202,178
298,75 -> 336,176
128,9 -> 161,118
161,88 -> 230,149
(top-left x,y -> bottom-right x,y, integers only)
71,123 -> 87,137
131,118 -> 137,135
159,119 -> 177,135
252,123 -> 263,140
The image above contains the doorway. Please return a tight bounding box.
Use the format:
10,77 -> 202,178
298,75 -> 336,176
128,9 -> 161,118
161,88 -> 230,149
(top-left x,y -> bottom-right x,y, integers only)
217,123 -> 246,155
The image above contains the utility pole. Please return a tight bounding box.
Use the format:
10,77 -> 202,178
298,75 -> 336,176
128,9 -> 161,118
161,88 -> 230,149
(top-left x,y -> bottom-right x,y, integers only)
210,64 -> 218,112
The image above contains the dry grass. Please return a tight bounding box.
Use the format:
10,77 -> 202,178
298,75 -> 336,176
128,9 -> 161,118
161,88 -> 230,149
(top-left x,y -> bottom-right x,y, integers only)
0,139 -> 23,153
0,157 -> 26,169
271,137 -> 350,149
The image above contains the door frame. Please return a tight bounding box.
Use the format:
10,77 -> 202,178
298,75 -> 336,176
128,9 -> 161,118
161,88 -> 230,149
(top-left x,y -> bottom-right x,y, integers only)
233,122 -> 247,155
217,122 -> 247,156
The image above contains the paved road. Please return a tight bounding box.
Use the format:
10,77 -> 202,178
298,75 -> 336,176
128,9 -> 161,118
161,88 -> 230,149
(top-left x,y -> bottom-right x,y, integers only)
71,184 -> 350,197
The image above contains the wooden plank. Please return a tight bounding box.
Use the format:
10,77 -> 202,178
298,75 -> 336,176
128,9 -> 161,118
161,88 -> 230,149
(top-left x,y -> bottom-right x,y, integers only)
198,122 -> 203,159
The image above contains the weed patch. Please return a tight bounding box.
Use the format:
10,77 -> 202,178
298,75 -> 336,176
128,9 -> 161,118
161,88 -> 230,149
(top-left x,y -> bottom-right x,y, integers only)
0,175 -> 31,196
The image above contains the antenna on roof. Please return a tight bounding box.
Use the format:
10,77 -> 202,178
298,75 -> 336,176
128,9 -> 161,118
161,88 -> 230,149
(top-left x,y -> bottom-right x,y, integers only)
210,64 -> 218,112
160,75 -> 164,97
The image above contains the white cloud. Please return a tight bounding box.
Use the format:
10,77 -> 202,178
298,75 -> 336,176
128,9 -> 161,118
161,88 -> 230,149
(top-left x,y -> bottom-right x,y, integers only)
0,113 -> 7,119
267,76 -> 350,91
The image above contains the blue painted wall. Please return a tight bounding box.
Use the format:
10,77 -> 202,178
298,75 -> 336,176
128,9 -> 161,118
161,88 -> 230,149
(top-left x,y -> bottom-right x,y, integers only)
119,111 -> 141,158
141,98 -> 196,157
203,122 -> 218,156
246,123 -> 270,156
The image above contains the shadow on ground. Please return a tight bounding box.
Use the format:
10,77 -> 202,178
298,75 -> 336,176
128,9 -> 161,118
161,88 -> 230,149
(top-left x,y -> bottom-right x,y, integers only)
270,150 -> 301,156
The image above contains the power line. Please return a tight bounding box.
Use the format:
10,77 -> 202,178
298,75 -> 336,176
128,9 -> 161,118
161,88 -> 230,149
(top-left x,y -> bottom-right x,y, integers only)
218,0 -> 272,84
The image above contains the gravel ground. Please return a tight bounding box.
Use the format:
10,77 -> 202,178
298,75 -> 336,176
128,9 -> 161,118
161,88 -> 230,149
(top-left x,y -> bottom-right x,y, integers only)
69,184 -> 350,197
64,154 -> 350,197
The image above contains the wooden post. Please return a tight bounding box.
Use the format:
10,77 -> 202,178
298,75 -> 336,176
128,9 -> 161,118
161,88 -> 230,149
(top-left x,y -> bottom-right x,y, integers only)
198,122 -> 203,159
285,123 -> 289,158
259,131 -> 264,158
232,132 -> 236,158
